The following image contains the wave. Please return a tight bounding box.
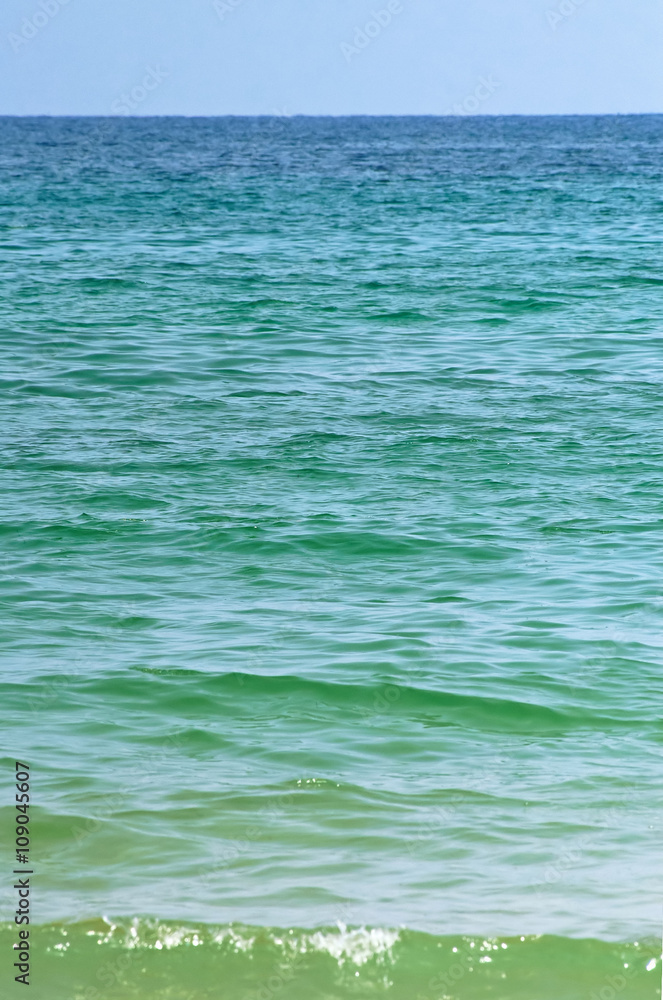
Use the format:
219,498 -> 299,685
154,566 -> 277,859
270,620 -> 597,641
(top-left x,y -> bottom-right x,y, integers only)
8,664 -> 653,737
4,918 -> 659,1000
98,668 -> 648,734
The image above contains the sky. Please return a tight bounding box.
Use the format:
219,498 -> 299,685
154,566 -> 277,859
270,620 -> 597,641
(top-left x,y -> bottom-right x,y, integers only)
1,0 -> 662,116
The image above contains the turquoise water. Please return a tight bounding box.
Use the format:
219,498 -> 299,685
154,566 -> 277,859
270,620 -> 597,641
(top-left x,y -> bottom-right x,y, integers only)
1,115 -> 662,997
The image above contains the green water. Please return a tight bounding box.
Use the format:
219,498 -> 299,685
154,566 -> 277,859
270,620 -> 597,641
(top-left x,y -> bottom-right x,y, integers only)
0,921 -> 660,1000
1,115 -> 663,998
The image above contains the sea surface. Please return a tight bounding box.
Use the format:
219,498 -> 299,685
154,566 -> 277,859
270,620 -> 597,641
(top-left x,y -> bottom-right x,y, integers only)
1,115 -> 662,999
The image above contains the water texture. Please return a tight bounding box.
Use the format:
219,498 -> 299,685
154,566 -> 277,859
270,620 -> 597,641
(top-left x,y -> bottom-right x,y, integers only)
1,115 -> 662,998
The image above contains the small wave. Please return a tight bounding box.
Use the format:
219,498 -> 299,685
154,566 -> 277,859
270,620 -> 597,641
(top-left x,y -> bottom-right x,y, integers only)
3,919 -> 659,1000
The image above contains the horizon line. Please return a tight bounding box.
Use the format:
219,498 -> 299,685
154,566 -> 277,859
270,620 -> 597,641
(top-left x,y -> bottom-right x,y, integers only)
1,111 -> 662,119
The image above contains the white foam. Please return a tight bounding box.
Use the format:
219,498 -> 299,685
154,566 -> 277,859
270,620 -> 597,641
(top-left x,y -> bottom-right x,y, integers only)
305,924 -> 400,966
90,918 -> 398,964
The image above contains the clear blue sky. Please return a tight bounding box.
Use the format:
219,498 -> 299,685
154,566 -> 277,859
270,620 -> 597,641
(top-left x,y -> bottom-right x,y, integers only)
1,0 -> 661,116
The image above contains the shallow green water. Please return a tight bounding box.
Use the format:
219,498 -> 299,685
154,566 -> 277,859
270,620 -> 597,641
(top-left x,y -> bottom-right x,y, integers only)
1,921 -> 661,1000
1,115 -> 662,998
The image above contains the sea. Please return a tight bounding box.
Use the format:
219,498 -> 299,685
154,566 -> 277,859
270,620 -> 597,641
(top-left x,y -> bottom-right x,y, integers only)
1,115 -> 662,999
